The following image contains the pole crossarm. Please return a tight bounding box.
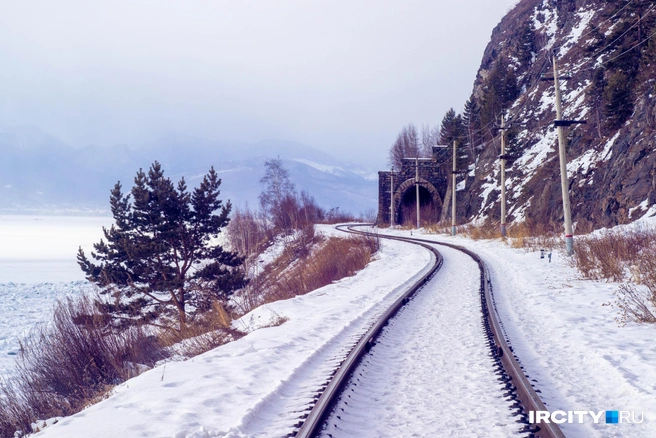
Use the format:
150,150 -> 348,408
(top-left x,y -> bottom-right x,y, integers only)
554,120 -> 587,127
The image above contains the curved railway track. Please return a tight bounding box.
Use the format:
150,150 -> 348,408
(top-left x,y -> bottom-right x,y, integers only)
294,224 -> 565,438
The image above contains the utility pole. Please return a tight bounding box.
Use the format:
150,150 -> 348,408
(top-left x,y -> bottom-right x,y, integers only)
451,140 -> 457,236
545,54 -> 585,255
415,157 -> 420,229
499,114 -> 508,237
390,169 -> 395,227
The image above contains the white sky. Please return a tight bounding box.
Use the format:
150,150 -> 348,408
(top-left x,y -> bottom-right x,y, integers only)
0,0 -> 519,167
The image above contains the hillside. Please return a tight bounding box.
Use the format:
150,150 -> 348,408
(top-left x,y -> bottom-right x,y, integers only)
456,0 -> 656,231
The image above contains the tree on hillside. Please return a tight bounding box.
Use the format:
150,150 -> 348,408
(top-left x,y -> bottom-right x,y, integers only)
603,70 -> 634,130
259,157 -> 297,230
462,98 -> 481,153
438,109 -> 470,223
389,124 -> 422,169
77,162 -> 246,330
479,59 -> 520,133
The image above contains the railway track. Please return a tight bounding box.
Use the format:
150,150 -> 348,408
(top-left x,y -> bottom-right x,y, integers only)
294,224 -> 565,438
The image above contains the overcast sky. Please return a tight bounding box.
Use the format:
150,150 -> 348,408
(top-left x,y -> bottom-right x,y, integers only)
0,0 -> 519,167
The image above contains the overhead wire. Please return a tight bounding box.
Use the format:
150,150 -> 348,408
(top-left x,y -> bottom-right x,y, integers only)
587,3 -> 656,62
426,1 -> 653,163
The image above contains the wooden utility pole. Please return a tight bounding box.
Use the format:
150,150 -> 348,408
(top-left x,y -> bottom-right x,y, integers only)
451,140 -> 457,236
553,55 -> 574,255
415,157 -> 420,229
390,170 -> 395,227
500,115 -> 507,237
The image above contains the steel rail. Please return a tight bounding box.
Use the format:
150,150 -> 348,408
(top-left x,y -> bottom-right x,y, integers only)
294,224 -> 444,438
296,224 -> 565,438
350,226 -> 566,438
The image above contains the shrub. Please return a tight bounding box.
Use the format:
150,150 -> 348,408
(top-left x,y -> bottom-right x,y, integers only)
0,295 -> 166,438
572,229 -> 656,282
614,284 -> 656,326
571,227 -> 656,325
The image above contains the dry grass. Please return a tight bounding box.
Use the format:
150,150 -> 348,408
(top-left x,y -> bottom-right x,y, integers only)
572,229 -> 656,282
570,227 -> 656,325
0,295 -> 166,438
506,220 -> 560,250
459,221 -> 500,240
613,284 -> 656,325
159,301 -> 244,358
261,230 -> 380,303
0,294 -> 245,437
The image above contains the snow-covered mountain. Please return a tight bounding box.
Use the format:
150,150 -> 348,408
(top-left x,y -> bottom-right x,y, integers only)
0,126 -> 376,216
455,0 -> 656,230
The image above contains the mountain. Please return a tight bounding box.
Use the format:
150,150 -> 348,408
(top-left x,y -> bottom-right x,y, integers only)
454,0 -> 656,231
0,127 -> 376,216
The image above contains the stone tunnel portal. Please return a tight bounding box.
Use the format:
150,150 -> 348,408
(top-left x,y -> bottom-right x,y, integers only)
395,180 -> 442,226
377,157 -> 447,226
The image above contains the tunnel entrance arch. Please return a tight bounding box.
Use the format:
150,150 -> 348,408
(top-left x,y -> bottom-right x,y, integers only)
393,178 -> 443,226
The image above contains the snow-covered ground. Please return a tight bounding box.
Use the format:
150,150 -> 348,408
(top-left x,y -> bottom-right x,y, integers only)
3,216 -> 656,437
27,225 -> 431,437
380,226 -> 656,438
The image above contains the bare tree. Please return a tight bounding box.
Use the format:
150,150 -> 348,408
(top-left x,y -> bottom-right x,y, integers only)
259,157 -> 296,230
421,124 -> 442,157
389,124 -> 422,169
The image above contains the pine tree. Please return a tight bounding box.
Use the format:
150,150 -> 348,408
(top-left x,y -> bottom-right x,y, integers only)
77,161 -> 246,330
517,21 -> 536,67
603,70 -> 634,129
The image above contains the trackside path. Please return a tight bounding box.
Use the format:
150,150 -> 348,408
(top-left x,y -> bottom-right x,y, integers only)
321,244 -> 520,437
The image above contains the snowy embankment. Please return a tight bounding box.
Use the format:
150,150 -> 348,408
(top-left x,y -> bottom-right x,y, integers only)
380,226 -> 656,438
31,227 -> 431,438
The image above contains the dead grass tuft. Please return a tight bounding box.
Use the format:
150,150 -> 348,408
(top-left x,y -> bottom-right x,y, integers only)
570,227 -> 656,325
262,231 -> 380,303
0,295 -> 166,437
159,301 -> 245,358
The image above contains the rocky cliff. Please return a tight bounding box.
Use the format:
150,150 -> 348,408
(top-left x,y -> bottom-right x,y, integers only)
458,0 -> 656,232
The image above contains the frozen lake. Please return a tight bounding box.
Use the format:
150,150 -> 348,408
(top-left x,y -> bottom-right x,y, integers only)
0,215 -> 113,283
0,215 -> 112,378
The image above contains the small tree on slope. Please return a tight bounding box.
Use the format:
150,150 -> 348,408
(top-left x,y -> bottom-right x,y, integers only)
77,162 -> 247,330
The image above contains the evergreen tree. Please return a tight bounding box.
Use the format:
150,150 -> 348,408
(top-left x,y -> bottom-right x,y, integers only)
439,108 -> 465,146
462,98 -> 482,153
603,70 -> 634,129
517,21 -> 536,67
77,162 -> 246,330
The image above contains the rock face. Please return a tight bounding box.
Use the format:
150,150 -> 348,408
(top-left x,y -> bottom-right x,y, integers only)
458,0 -> 656,231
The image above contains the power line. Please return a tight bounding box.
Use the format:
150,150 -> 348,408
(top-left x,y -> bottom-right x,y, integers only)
587,3 -> 655,62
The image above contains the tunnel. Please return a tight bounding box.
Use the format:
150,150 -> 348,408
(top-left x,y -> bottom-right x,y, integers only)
396,184 -> 440,226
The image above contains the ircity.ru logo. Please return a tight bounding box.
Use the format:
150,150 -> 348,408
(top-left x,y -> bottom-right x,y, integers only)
528,410 -> 644,424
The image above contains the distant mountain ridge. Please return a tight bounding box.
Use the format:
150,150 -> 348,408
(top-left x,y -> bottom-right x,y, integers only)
0,126 -> 376,216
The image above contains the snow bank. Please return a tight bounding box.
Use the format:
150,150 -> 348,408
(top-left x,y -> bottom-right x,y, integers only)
382,228 -> 656,438
33,231 -> 431,438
